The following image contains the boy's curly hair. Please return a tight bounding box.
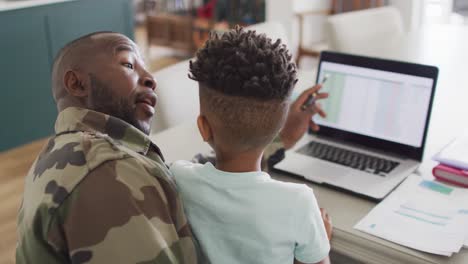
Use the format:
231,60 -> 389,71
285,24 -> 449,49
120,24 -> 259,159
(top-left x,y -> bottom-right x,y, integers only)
189,26 -> 298,151
189,26 -> 297,101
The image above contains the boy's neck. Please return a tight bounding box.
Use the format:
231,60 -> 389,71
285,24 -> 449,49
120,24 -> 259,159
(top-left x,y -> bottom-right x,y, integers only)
215,149 -> 264,173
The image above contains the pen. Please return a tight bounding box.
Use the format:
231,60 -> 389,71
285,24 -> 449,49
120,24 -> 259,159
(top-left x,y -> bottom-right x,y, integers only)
301,74 -> 329,111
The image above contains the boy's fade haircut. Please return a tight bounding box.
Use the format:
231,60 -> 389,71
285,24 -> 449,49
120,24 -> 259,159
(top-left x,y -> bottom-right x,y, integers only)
189,26 -> 298,151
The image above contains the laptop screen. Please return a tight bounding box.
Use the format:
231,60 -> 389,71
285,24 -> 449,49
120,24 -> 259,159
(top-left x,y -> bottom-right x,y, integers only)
315,61 -> 433,148
312,52 -> 438,161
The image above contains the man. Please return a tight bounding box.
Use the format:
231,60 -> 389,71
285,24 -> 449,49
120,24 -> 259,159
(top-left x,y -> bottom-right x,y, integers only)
16,32 -> 328,263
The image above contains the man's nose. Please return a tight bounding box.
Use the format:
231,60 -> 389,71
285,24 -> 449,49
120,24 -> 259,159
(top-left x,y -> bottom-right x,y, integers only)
141,75 -> 156,91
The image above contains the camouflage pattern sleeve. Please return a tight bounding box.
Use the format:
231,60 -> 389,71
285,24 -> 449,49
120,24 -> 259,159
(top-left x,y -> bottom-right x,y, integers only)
44,157 -> 198,264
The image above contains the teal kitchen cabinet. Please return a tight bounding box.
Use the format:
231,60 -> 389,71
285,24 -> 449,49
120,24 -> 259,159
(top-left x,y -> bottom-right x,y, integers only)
0,0 -> 134,151
47,0 -> 134,58
0,7 -> 55,152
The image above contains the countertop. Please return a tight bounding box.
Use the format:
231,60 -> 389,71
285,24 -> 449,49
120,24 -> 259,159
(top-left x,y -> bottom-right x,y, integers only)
0,0 -> 75,12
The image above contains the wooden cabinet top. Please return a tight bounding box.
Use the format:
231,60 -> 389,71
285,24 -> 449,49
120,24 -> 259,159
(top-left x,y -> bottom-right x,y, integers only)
0,0 -> 75,12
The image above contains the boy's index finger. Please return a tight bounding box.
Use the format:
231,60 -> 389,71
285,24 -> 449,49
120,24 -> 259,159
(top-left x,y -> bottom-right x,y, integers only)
294,84 -> 323,107
310,83 -> 324,93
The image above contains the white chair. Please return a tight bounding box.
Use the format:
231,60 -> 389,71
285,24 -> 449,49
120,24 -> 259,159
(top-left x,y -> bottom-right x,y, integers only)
326,6 -> 404,53
151,21 -> 315,133
294,0 -> 387,66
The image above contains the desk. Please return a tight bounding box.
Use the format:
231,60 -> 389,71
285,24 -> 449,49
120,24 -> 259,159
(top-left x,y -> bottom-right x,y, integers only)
150,24 -> 468,264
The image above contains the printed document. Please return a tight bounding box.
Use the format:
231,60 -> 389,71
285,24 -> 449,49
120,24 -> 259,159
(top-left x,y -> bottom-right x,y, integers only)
355,175 -> 468,256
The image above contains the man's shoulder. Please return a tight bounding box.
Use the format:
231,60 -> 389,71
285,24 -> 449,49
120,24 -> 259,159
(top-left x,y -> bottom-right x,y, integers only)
22,132 -> 130,213
17,132 -> 132,250
34,131 -> 128,177
18,133 -> 197,264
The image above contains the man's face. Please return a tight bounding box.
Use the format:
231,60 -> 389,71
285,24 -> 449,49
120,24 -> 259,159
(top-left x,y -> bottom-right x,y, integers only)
86,34 -> 157,135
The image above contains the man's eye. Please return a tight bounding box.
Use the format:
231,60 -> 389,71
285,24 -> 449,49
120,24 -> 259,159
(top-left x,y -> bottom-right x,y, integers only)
122,63 -> 134,69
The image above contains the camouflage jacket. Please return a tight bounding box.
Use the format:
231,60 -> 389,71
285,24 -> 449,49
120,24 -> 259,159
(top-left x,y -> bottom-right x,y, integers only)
16,107 -> 198,264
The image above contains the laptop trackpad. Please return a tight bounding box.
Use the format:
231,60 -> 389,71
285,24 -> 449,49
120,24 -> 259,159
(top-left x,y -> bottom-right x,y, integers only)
302,159 -> 350,183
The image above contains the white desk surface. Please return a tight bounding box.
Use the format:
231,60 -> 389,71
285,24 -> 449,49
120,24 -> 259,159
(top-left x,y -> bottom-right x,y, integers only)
0,0 -> 75,12
150,24 -> 468,264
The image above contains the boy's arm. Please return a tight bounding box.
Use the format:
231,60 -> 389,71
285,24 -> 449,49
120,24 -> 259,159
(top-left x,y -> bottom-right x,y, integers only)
280,85 -> 328,149
320,208 -> 333,241
294,208 -> 333,264
263,85 -> 328,169
294,188 -> 331,264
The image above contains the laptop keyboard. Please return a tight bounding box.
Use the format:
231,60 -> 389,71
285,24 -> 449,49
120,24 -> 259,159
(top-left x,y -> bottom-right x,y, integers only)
296,141 -> 400,177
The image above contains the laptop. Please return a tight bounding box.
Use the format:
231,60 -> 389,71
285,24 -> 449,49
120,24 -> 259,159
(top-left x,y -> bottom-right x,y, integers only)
274,51 -> 438,200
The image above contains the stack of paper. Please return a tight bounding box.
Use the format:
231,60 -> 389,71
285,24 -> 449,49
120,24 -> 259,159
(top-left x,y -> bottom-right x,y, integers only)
433,135 -> 468,170
355,175 -> 468,256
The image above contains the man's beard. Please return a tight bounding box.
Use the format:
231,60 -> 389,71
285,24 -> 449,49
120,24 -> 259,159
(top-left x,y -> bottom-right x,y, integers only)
87,74 -> 151,135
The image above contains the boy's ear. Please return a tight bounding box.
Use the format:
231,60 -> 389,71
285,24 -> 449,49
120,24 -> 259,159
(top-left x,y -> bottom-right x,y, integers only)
63,70 -> 89,97
197,115 -> 213,142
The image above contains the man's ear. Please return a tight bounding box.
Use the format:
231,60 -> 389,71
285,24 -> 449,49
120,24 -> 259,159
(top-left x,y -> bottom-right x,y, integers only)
63,70 -> 89,97
197,115 -> 213,142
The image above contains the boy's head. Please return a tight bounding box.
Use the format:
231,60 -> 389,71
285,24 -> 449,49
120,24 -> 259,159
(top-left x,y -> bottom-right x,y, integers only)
189,26 -> 297,154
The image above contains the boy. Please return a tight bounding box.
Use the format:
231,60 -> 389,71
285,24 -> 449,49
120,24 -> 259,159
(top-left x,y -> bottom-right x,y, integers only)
170,27 -> 331,264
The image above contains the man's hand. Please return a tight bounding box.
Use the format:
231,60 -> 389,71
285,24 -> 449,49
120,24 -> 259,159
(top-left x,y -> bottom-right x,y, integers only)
280,85 -> 328,149
320,208 -> 333,241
